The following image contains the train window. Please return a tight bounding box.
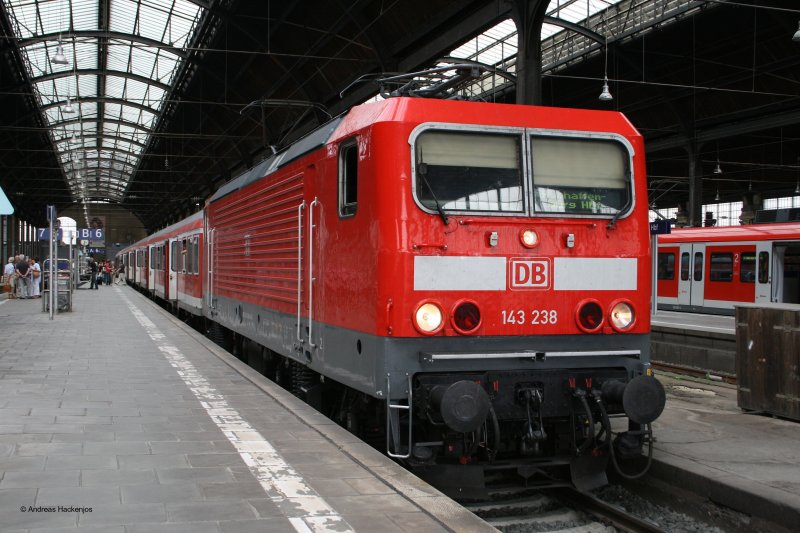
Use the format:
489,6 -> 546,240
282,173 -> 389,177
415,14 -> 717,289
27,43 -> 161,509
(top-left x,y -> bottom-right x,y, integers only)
181,239 -> 188,272
171,241 -> 178,272
693,252 -> 703,282
709,253 -> 733,282
193,238 -> 199,274
339,139 -> 358,217
531,136 -> 630,215
657,253 -> 675,280
414,131 -> 523,213
680,252 -> 690,281
758,251 -> 770,284
187,239 -> 195,274
740,252 -> 756,283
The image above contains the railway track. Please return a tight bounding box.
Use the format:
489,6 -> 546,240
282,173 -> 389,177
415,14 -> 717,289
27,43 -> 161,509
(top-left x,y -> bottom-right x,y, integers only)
462,486 -> 667,532
652,361 -> 736,385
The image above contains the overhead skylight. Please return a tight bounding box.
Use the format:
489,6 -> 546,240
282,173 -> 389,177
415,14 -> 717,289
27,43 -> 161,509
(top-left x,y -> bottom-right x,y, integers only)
2,0 -> 205,206
446,0 -> 709,99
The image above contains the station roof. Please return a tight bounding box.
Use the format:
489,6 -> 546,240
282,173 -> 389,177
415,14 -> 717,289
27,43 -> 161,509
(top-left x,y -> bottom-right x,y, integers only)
2,0 -> 800,231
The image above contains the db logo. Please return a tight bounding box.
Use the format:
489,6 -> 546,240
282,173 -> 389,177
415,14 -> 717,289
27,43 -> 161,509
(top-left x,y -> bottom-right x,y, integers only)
509,258 -> 551,290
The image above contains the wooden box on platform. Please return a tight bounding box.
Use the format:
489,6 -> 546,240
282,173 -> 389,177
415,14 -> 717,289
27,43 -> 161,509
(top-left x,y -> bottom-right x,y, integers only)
735,303 -> 800,421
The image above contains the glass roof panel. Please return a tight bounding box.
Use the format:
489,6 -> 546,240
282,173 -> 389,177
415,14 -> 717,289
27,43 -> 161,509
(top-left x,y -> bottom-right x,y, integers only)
70,0 -> 99,32
444,0 -> 701,100
2,0 -> 206,206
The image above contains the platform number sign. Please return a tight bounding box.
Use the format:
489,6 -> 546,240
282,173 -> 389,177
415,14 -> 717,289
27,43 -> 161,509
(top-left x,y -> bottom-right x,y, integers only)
37,228 -> 62,240
77,228 -> 104,241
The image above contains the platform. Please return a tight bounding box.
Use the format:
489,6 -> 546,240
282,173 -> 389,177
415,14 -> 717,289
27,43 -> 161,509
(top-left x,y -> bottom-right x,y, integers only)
651,373 -> 800,531
651,310 -> 735,335
650,310 -> 736,376
0,286 -> 493,532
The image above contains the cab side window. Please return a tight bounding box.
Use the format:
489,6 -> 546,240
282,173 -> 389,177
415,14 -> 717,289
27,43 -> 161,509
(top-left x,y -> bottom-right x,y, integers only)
339,139 -> 358,217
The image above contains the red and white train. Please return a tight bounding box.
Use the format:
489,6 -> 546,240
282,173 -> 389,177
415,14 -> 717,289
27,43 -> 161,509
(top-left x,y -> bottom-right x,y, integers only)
123,211 -> 204,317
120,96 -> 665,494
656,223 -> 800,314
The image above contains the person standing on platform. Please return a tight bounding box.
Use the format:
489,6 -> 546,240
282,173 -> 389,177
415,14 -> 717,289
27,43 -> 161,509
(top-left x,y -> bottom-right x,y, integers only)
103,260 -> 112,286
3,257 -> 15,299
89,258 -> 98,290
15,255 -> 30,299
29,257 -> 41,298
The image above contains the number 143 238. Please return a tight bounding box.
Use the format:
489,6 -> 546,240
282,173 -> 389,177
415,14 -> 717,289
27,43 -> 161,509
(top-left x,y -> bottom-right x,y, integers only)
501,309 -> 558,325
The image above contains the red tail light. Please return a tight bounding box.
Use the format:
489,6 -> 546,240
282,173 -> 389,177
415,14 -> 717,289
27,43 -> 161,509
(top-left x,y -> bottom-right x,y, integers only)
451,300 -> 481,335
576,300 -> 603,333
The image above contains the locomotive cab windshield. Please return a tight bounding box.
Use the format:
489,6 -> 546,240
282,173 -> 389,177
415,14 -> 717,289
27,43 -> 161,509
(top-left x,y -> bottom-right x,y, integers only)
412,125 -> 633,219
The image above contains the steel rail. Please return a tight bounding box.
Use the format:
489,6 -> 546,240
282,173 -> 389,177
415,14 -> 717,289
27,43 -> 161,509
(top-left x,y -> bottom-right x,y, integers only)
552,487 -> 667,533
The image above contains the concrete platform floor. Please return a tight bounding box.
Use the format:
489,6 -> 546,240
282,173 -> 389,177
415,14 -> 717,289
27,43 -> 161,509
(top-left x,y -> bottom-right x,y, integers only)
651,373 -> 800,530
0,285 -> 491,532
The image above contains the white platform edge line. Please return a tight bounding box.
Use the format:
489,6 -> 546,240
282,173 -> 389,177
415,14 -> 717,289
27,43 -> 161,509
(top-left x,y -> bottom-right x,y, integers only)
118,288 -> 353,533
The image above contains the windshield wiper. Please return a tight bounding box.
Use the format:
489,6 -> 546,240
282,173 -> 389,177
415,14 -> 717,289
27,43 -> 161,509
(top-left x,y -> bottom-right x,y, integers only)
417,160 -> 449,226
606,208 -> 623,231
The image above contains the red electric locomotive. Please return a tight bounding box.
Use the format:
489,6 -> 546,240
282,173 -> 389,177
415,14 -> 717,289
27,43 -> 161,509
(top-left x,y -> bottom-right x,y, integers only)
656,222 -> 800,314
202,96 -> 665,493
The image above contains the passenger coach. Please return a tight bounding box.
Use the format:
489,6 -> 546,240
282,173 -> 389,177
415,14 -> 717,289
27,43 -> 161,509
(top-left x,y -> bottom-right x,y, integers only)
656,222 -> 800,314
120,211 -> 203,316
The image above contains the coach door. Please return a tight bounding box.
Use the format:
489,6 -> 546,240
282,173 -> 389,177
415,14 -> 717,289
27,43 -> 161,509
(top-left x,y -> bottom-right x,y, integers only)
148,245 -> 156,291
755,242 -> 773,303
678,243 -> 705,307
168,238 -> 178,302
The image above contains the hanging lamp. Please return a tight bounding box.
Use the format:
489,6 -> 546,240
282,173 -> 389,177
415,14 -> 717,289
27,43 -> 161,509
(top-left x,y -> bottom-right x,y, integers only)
51,42 -> 68,65
599,33 -> 612,101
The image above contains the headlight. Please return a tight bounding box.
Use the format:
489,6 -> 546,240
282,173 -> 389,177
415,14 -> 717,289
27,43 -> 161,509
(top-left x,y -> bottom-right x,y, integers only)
414,302 -> 444,335
520,229 -> 539,248
576,299 -> 603,333
609,300 -> 635,331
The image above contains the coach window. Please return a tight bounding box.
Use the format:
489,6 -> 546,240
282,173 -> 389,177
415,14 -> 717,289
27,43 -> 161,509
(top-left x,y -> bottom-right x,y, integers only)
693,252 -> 704,282
192,238 -> 199,274
680,252 -> 690,281
181,239 -> 188,273
339,139 -> 358,217
531,136 -> 630,215
710,253 -> 733,282
187,239 -> 195,275
171,241 -> 178,272
758,251 -> 770,284
740,252 -> 756,283
657,252 -> 675,280
414,131 -> 523,213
